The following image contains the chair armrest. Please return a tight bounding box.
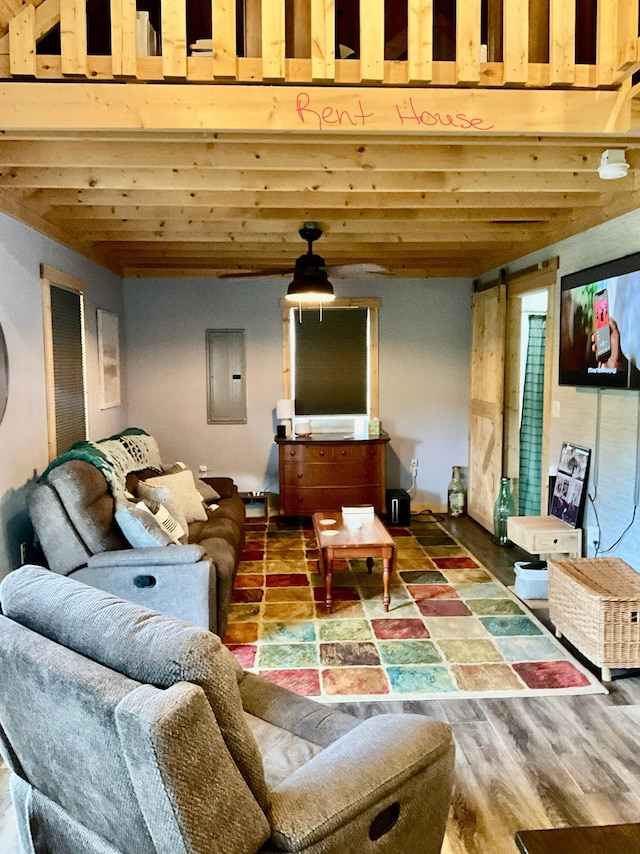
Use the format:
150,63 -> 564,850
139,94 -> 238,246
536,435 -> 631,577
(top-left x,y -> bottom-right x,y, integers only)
69,560 -> 215,630
268,714 -> 454,852
240,672 -> 360,748
87,544 -> 206,568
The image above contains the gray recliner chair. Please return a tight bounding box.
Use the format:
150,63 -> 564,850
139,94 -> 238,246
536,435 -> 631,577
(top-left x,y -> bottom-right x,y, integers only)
0,566 -> 455,854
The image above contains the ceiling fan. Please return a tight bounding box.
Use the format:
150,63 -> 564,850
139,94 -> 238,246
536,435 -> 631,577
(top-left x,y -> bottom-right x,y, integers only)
218,222 -> 390,280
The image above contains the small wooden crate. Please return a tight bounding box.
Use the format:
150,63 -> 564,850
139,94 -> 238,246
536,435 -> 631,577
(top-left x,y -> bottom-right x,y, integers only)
548,557 -> 640,681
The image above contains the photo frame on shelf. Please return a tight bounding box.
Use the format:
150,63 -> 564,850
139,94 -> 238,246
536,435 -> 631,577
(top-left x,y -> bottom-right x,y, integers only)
97,309 -> 120,409
550,442 -> 591,528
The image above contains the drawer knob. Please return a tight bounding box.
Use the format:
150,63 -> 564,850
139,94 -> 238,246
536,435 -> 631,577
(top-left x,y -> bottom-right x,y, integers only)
341,450 -> 347,456
289,450 -> 295,456
297,473 -> 303,479
319,450 -> 325,456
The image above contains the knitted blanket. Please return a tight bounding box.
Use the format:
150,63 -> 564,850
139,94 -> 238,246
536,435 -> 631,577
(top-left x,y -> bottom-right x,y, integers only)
41,428 -> 163,496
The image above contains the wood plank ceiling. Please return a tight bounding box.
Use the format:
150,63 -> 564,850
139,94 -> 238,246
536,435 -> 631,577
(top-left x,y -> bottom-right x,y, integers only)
0,129 -> 639,279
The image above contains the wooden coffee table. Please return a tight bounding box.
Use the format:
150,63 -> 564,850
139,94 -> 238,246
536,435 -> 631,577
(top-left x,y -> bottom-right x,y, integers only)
312,511 -> 396,613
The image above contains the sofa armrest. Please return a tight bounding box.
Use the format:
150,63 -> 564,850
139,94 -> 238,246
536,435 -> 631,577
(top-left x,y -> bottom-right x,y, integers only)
201,476 -> 237,499
268,714 -> 454,853
87,544 -> 206,568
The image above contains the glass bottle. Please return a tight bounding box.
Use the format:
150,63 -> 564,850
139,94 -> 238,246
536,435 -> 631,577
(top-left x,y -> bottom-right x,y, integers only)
447,466 -> 465,517
493,476 -> 516,545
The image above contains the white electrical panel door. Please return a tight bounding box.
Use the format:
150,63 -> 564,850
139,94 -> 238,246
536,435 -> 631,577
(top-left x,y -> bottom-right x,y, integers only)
206,329 -> 247,424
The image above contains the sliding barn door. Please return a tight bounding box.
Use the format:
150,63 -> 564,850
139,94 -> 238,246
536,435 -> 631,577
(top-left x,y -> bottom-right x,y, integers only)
467,284 -> 506,532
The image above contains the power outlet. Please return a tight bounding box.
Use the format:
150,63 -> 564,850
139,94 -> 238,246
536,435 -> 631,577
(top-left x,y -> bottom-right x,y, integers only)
198,464 -> 208,476
587,526 -> 600,552
410,458 -> 418,469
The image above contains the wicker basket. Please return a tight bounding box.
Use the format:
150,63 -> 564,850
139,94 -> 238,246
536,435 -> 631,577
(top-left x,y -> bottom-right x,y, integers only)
548,558 -> 640,680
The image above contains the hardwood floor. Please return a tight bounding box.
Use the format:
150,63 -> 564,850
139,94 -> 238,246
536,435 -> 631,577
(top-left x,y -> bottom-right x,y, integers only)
2,514 -> 639,853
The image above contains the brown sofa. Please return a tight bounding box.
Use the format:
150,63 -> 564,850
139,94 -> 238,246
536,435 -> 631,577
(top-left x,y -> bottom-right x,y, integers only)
28,455 -> 245,638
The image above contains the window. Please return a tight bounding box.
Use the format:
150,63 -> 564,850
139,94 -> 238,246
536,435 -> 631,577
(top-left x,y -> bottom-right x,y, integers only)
280,297 -> 380,427
41,265 -> 88,458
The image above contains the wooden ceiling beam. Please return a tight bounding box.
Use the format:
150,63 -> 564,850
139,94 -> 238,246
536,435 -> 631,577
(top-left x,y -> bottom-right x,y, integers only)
48,204 -> 563,223
0,82 -> 631,135
0,139 -> 629,171
0,167 -> 617,193
94,242 -> 525,259
70,220 -> 546,241
16,187 -> 599,211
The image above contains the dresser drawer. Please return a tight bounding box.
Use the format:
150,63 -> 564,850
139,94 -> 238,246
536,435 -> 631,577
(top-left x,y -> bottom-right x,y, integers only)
282,460 -> 381,488
507,516 -> 582,557
529,530 -> 582,554
281,442 -> 383,464
281,444 -> 335,462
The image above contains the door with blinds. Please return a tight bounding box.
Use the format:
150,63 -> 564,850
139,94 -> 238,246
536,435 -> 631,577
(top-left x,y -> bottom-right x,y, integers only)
467,284 -> 506,532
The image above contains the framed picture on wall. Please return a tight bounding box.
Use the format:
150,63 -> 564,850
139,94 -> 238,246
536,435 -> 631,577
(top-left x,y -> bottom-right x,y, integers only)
550,442 -> 591,528
97,309 -> 121,409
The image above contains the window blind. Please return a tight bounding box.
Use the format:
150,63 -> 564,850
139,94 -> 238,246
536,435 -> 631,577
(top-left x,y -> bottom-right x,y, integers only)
50,286 -> 87,454
293,308 -> 368,415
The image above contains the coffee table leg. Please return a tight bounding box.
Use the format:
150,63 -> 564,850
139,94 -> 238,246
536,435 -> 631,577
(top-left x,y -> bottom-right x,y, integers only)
325,560 -> 333,613
366,556 -> 373,574
382,558 -> 391,612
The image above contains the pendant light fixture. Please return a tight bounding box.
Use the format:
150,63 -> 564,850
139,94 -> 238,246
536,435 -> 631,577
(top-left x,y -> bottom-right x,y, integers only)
285,223 -> 336,317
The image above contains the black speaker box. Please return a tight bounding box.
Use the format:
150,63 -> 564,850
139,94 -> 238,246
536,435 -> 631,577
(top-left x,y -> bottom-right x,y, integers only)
386,488 -> 411,526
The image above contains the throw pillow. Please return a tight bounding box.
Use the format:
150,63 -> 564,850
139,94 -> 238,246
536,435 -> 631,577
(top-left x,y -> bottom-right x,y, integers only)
140,469 -> 208,524
136,481 -> 189,541
162,461 -> 187,475
115,501 -> 175,548
195,478 -> 220,504
149,501 -> 186,543
163,462 -> 220,503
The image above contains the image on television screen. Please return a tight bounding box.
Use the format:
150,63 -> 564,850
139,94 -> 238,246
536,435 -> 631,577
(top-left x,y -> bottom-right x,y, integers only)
559,251 -> 640,389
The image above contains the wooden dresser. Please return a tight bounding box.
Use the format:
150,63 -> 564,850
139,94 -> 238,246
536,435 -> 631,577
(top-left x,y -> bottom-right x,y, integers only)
276,434 -> 390,515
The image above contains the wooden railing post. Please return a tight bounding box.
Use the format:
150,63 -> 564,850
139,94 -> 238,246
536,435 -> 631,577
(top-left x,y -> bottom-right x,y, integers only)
262,0 -> 286,79
456,0 -> 481,84
616,0 -> 639,72
549,0 -> 576,84
60,0 -> 87,75
359,0 -> 384,82
408,0 -> 433,83
9,4 -> 36,76
111,0 -> 137,77
503,0 -> 528,84
162,0 -> 188,77
212,0 -> 238,77
311,0 -> 334,81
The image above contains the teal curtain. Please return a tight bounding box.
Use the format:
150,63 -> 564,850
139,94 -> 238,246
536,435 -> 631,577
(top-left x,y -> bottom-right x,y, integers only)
519,315 -> 546,515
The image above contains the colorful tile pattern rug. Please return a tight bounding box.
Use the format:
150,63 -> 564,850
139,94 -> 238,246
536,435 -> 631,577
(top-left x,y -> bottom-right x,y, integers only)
223,516 -> 606,702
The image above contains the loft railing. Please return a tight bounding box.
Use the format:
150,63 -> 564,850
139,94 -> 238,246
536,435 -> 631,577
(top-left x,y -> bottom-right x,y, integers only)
0,0 -> 638,87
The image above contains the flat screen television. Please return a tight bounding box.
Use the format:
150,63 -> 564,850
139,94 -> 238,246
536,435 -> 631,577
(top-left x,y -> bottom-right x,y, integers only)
559,250 -> 640,389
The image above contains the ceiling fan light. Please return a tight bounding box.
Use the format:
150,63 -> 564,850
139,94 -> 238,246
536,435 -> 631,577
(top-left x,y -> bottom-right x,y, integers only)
285,260 -> 335,302
284,222 -> 336,305
285,279 -> 336,303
